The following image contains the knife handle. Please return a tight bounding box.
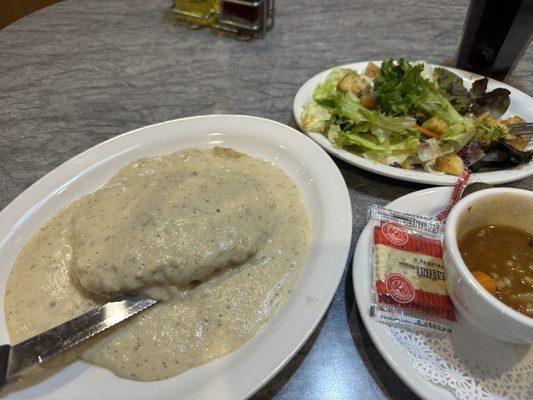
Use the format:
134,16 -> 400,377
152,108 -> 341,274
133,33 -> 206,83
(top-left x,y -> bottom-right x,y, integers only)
0,344 -> 10,390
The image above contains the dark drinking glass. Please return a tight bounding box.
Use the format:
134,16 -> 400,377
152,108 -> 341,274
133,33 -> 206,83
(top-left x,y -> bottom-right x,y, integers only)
456,0 -> 533,81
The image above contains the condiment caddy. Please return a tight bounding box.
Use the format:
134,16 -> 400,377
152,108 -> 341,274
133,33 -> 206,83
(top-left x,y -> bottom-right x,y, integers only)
171,0 -> 275,40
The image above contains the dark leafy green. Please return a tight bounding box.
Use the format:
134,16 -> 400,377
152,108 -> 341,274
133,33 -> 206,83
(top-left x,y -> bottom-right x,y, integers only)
373,59 -> 466,127
372,59 -> 422,116
470,78 -> 511,118
470,77 -> 488,98
373,59 -> 475,152
470,138 -> 533,171
434,67 -> 470,115
433,69 -> 511,118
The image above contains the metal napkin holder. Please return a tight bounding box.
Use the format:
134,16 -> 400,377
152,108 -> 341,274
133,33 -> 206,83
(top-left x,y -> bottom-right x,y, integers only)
171,0 -> 274,40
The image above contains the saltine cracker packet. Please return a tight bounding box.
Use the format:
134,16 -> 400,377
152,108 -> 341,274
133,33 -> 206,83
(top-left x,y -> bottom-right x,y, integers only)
368,205 -> 456,333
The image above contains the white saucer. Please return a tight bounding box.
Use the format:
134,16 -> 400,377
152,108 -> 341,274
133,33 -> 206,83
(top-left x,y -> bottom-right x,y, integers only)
352,187 -> 533,400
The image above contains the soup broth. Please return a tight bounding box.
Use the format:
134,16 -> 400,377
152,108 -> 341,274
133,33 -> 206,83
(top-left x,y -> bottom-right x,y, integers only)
458,225 -> 533,318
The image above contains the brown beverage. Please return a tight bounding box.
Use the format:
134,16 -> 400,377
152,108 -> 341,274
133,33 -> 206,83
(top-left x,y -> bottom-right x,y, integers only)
456,0 -> 533,81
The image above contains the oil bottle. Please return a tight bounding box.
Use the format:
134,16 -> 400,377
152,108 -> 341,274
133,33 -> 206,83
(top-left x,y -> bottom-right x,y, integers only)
173,0 -> 220,28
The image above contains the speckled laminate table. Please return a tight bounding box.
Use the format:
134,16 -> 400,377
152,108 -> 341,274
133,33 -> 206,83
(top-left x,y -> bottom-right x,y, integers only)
0,0 -> 532,399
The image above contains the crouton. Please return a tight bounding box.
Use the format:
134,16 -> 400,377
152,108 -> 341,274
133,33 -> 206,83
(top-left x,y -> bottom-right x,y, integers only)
364,62 -> 381,78
504,135 -> 529,151
422,117 -> 448,135
435,154 -> 464,176
336,73 -> 370,97
360,93 -> 376,109
400,161 -> 412,170
501,115 -> 526,126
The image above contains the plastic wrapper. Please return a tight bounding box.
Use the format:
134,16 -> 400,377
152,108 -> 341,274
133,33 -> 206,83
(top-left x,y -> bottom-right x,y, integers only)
368,205 -> 456,334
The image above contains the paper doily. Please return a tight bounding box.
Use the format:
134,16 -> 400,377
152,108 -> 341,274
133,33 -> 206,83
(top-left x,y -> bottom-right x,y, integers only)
387,318 -> 533,400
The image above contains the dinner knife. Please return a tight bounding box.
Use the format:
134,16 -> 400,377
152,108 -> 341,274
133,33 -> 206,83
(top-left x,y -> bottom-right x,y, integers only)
0,295 -> 156,388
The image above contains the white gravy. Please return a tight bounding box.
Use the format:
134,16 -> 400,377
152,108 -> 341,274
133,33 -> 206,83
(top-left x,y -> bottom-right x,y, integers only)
4,148 -> 311,381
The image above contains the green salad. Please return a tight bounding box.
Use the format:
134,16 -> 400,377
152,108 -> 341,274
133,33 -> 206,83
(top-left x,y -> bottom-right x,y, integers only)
301,58 -> 532,176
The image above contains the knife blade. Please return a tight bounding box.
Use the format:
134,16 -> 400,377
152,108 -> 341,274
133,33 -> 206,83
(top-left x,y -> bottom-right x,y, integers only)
0,295 -> 156,388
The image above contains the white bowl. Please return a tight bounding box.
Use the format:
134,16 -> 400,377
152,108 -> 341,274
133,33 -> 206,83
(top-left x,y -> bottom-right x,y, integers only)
443,188 -> 533,343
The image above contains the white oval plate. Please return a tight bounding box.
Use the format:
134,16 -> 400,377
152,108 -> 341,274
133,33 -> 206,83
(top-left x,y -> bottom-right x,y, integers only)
293,62 -> 533,185
0,115 -> 352,400
352,187 -> 533,399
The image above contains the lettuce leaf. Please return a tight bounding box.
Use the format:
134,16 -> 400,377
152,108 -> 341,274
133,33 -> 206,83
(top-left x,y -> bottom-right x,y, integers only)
333,92 -> 368,124
312,82 -> 338,108
325,68 -> 358,85
434,67 -> 470,115
373,59 -> 468,128
433,68 -> 511,118
472,114 -> 508,147
326,124 -> 341,144
470,78 -> 511,118
333,94 -> 421,164
373,58 -> 476,156
301,102 -> 331,133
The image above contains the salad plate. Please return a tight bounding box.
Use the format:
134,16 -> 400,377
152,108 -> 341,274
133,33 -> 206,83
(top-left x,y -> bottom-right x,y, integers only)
293,62 -> 533,185
0,115 -> 352,400
353,187 -> 533,400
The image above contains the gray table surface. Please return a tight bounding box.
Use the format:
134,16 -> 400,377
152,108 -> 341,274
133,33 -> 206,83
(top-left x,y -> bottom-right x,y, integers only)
0,0 -> 532,398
